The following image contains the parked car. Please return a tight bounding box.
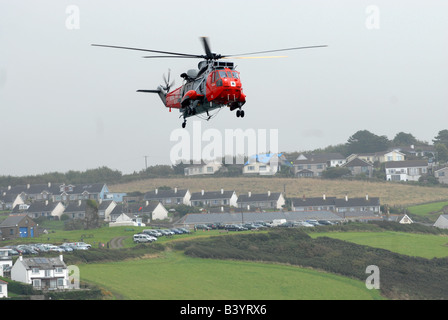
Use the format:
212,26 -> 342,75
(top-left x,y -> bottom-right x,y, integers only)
178,228 -> 190,234
242,223 -> 259,230
195,224 -> 211,230
133,234 -> 156,243
59,245 -> 74,252
74,242 -> 91,248
306,220 -> 321,226
170,228 -> 183,234
225,224 -> 246,231
143,229 -> 162,237
318,220 -> 334,225
294,221 -> 314,227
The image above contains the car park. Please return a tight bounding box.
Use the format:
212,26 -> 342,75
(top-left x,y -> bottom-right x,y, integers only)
195,224 -> 211,230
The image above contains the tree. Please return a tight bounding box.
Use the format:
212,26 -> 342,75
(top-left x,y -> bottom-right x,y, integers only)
84,199 -> 100,229
346,130 -> 390,155
433,130 -> 448,148
435,143 -> 448,163
392,132 -> 417,146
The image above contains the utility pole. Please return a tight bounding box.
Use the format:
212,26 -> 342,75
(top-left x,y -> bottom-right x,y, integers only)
144,156 -> 149,171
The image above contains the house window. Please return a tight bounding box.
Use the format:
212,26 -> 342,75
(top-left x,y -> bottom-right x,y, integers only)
32,268 -> 39,274
55,267 -> 63,273
207,167 -> 213,173
32,279 -> 41,288
260,166 -> 267,171
248,166 -> 255,171
57,278 -> 64,287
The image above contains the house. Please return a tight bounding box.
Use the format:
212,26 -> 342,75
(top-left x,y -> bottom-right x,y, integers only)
291,195 -> 337,212
395,145 -> 436,159
11,255 -> 70,290
184,161 -> 222,176
236,191 -> 285,210
348,150 -> 405,164
144,188 -> 191,206
63,200 -> 87,219
334,195 -> 381,219
0,279 -> 7,298
0,248 -> 13,277
387,214 -> 413,224
434,167 -> 448,185
433,214 -> 448,229
53,183 -> 110,202
0,214 -> 38,240
98,200 -> 117,221
385,160 -> 428,181
243,153 -> 289,176
293,158 -> 327,177
190,189 -> 238,207
0,191 -> 25,210
109,201 -> 168,224
342,158 -> 374,178
14,200 -> 65,220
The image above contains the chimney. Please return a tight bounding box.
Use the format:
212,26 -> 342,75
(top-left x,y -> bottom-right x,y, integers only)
7,185 -> 11,190
174,187 -> 178,193
323,194 -> 326,200
220,206 -> 224,212
248,191 -> 251,198
366,194 -> 369,201
201,190 -> 204,196
155,189 -> 158,195
302,194 -> 306,201
48,182 -> 51,188
78,199 -> 82,206
59,254 -> 64,262
267,191 -> 271,197
27,184 -> 30,189
45,200 -> 49,206
345,194 -> 348,202
146,200 -> 149,206
221,188 -> 224,194
247,205 -> 250,211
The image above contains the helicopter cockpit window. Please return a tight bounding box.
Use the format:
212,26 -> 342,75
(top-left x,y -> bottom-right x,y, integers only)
231,71 -> 239,79
219,71 -> 227,79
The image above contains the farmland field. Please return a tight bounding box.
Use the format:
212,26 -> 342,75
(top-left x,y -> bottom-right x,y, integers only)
78,250 -> 384,300
310,231 -> 448,259
109,176 -> 448,207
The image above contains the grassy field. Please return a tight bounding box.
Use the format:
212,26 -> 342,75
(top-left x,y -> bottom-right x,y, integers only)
109,176 -> 448,207
407,201 -> 448,223
78,250 -> 384,300
310,231 -> 448,259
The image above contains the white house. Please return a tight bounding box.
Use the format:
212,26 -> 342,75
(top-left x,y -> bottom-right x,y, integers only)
0,248 -> 13,277
184,161 -> 222,176
237,191 -> 285,210
385,160 -> 428,181
190,189 -> 238,207
109,213 -> 146,227
0,279 -> 7,298
11,255 -> 70,290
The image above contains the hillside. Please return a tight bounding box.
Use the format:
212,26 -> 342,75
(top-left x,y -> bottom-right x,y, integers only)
109,177 -> 448,207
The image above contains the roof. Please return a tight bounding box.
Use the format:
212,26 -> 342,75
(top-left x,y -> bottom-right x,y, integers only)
0,214 -> 33,227
190,190 -> 235,200
179,211 -> 344,225
21,201 -> 60,213
144,189 -> 188,200
64,201 -> 87,212
110,201 -> 161,216
245,153 -> 284,165
334,197 -> 380,207
291,197 -> 337,207
237,192 -> 282,203
343,158 -> 373,167
385,160 -> 428,168
19,257 -> 66,269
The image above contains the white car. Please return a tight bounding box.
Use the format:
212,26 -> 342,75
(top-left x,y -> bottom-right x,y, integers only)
133,234 -> 156,243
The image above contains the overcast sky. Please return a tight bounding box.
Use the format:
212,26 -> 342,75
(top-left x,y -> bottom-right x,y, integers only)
0,0 -> 447,176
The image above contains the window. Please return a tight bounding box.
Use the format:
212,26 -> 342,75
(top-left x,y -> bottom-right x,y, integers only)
57,278 -> 64,287
55,267 -> 63,273
33,279 -> 41,288
32,268 -> 39,274
231,71 -> 239,79
219,71 -> 227,78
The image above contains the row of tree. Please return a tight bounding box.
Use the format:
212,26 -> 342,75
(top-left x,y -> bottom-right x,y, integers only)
1,130 -> 448,187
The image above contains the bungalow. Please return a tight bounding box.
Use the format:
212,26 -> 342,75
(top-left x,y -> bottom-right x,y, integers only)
0,214 -> 38,240
190,189 -> 238,207
0,191 -> 25,211
385,160 -> 428,181
291,195 -> 336,212
236,191 -> 285,210
144,188 -> 191,206
293,153 -> 340,177
109,201 -> 168,223
243,153 -> 289,176
334,195 -> 381,219
109,212 -> 145,227
347,150 -> 405,164
0,279 -> 7,298
11,255 -> 70,290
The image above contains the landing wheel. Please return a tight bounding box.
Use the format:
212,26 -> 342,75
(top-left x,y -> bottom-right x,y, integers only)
182,121 -> 186,128
240,110 -> 245,118
236,110 -> 241,117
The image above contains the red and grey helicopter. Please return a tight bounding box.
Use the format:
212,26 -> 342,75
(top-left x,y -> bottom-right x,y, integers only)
92,37 -> 326,128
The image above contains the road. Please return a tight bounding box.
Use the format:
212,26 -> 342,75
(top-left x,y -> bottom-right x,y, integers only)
109,236 -> 126,249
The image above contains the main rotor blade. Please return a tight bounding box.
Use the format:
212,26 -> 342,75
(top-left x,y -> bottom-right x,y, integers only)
91,44 -> 202,58
223,45 -> 327,58
201,37 -> 213,59
142,55 -> 202,59
224,55 -> 288,59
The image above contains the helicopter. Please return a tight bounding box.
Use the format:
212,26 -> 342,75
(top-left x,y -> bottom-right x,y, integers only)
92,37 -> 326,128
